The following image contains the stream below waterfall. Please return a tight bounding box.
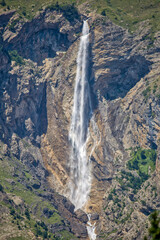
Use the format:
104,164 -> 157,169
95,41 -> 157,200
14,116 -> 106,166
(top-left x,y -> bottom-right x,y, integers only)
87,214 -> 97,240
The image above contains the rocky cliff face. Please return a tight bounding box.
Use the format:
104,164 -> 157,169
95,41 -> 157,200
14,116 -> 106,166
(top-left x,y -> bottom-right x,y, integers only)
88,14 -> 160,240
0,8 -> 88,239
0,4 -> 160,240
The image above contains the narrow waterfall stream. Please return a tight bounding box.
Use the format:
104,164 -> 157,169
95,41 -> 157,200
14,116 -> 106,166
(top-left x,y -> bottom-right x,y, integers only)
69,20 -> 91,210
87,214 -> 97,240
69,21 -> 96,239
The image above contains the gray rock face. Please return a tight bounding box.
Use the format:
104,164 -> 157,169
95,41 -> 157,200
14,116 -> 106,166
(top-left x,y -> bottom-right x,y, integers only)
75,209 -> 88,223
90,19 -> 151,100
71,221 -> 88,238
0,10 -> 15,27
0,9 -> 89,238
3,9 -> 82,65
0,6 -> 160,240
90,213 -> 99,221
10,133 -> 20,158
2,144 -> 9,156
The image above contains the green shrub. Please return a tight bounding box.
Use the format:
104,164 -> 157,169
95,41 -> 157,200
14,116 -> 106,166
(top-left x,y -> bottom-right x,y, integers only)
101,9 -> 106,16
42,230 -> 48,239
9,50 -> 25,65
0,184 -> 3,192
114,197 -> 120,204
0,0 -> 6,6
141,200 -> 146,206
121,170 -> 142,190
108,193 -> 113,200
21,7 -> 26,16
116,170 -> 145,193
10,208 -> 16,215
144,211 -> 160,240
127,148 -> 156,176
36,228 -> 42,236
151,111 -> 156,118
25,208 -> 30,220
153,84 -> 157,94
142,87 -> 151,101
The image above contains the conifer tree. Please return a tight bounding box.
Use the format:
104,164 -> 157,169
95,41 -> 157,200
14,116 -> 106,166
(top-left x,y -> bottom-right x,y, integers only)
144,211 -> 160,240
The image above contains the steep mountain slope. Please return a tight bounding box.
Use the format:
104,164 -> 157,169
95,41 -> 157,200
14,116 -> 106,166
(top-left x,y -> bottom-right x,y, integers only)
0,1 -> 160,240
0,8 -> 88,240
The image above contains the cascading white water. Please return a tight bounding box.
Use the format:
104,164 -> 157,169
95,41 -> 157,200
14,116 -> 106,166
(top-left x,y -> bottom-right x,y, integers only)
69,20 -> 92,210
87,214 -> 97,240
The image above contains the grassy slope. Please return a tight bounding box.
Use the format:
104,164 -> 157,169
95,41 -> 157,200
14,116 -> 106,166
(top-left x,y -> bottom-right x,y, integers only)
87,0 -> 160,33
127,148 -> 156,176
0,141 -> 76,240
0,0 -> 160,36
0,0 -> 77,19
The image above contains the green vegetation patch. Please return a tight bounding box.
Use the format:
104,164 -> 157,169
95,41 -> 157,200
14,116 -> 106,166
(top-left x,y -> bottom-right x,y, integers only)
153,77 -> 160,99
1,0 -> 160,40
46,2 -> 79,21
127,148 -> 156,176
144,211 -> 160,240
142,86 -> 151,101
0,0 -> 78,20
144,77 -> 160,102
117,170 -> 143,193
86,0 -> 160,34
0,0 -> 6,7
115,208 -> 134,224
57,230 -> 77,240
0,154 -> 73,239
9,50 -> 25,65
24,172 -> 32,180
35,200 -> 63,225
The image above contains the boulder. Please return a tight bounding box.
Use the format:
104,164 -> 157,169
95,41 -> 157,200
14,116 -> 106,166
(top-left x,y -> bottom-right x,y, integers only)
75,209 -> 88,223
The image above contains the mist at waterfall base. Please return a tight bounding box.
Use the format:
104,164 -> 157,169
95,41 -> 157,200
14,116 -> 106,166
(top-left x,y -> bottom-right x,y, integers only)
69,20 -> 92,211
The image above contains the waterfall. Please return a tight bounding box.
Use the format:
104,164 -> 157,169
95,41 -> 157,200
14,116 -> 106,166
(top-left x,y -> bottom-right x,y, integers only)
69,20 -> 92,210
87,214 -> 97,240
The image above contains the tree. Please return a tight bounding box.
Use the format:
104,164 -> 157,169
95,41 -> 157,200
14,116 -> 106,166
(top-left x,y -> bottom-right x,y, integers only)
0,0 -> 6,6
101,10 -> 106,16
25,208 -> 30,220
144,211 -> 160,240
0,184 -> 3,192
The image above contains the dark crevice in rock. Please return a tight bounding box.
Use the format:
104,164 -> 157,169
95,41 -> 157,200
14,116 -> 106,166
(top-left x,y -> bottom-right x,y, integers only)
7,29 -> 70,65
95,55 -> 152,101
38,81 -> 48,136
3,9 -> 82,65
0,10 -> 16,28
